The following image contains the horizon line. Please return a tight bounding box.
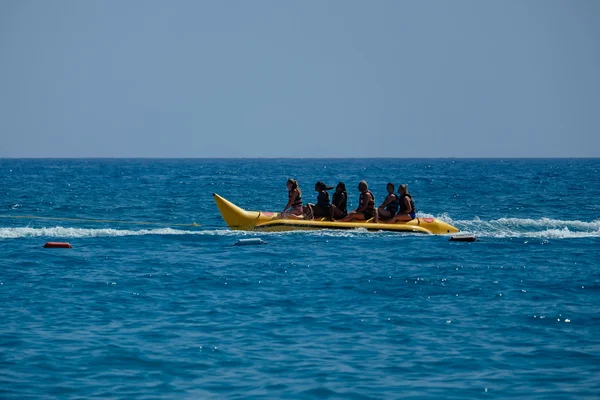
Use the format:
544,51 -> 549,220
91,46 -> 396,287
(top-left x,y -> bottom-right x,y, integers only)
0,156 -> 599,160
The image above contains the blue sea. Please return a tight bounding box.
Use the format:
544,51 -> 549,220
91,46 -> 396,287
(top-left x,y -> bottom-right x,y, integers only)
1,159 -> 599,399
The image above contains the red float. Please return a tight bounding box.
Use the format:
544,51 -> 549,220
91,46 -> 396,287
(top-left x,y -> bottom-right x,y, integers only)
43,242 -> 72,248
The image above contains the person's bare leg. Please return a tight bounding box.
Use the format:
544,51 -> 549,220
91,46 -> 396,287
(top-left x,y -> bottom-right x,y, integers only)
342,213 -> 366,222
389,213 -> 412,223
285,208 -> 305,220
340,213 -> 357,222
332,205 -> 340,219
340,213 -> 354,222
306,205 -> 315,220
377,208 -> 392,222
333,206 -> 347,221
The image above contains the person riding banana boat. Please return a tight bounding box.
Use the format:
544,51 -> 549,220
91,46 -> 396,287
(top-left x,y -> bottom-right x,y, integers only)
374,182 -> 400,223
387,184 -> 417,222
332,182 -> 348,219
306,181 -> 334,220
340,180 -> 375,222
281,179 -> 304,219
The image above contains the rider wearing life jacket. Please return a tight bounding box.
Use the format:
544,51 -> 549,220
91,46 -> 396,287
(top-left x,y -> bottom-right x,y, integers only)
340,180 -> 375,222
282,179 -> 304,218
375,182 -> 399,222
389,184 -> 417,223
307,181 -> 334,220
332,182 -> 348,219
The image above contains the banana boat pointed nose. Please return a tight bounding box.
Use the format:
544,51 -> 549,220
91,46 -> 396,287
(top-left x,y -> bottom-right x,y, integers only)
213,193 -> 257,230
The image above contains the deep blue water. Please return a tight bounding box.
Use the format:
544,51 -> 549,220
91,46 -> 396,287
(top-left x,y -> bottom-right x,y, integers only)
1,159 -> 599,399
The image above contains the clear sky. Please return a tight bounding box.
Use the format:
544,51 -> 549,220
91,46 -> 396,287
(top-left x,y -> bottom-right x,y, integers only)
1,0 -> 599,158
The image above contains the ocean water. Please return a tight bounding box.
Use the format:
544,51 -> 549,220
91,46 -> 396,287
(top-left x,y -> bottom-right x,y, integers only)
1,158 -> 599,399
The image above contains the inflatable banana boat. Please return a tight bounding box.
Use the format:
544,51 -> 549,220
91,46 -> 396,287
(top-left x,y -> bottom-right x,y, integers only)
213,193 -> 459,235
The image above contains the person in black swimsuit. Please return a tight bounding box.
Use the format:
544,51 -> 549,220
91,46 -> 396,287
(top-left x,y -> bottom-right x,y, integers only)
375,182 -> 399,222
332,182 -> 348,219
306,182 -> 334,220
388,184 -> 417,223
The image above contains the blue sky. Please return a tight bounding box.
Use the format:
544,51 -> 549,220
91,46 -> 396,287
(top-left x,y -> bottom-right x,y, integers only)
1,0 -> 598,157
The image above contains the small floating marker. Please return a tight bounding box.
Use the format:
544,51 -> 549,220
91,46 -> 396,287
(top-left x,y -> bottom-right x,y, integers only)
234,238 -> 267,246
449,235 -> 477,242
43,242 -> 72,248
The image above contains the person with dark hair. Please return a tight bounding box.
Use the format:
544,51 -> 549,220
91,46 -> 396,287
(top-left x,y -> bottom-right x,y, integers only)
306,182 -> 334,220
282,179 -> 304,218
340,180 -> 375,222
388,184 -> 417,222
375,182 -> 399,222
332,182 -> 348,219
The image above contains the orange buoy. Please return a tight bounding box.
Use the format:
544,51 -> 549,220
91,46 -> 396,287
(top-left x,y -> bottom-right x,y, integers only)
43,242 -> 72,248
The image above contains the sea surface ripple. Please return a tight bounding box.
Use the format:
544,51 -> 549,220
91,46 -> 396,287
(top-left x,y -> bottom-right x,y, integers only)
1,159 -> 599,399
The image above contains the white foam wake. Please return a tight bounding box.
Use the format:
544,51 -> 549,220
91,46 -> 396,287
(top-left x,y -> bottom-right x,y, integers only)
0,226 -> 388,240
447,217 -> 600,239
1,217 -> 599,240
414,211 -> 600,239
0,226 -> 239,239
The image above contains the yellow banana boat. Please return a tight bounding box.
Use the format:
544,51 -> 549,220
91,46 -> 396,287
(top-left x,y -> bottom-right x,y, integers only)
213,193 -> 459,235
